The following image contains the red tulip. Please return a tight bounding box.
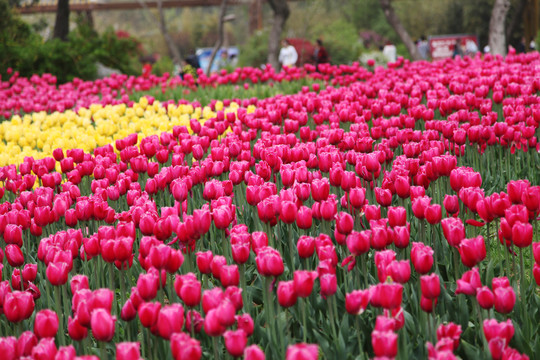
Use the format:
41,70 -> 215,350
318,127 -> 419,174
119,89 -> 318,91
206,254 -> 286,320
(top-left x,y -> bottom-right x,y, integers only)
483,319 -> 514,344
421,273 -> 441,299
293,271 -> 318,298
255,247 -> 284,277
394,176 -> 410,198
31,338 -> 57,360
67,316 -> 87,341
387,260 -> 411,284
4,224 -> 22,247
375,187 -> 392,207
436,322 -> 462,351
311,178 -> 330,202
345,290 -> 370,315
346,231 -> 371,256
476,286 -> 495,309
365,205 -> 381,221
17,331 -> 37,357
116,342 -> 141,360
371,330 -> 398,357
204,309 -> 227,336
297,236 -> 316,258
46,262 -> 70,286
4,291 -> 35,322
224,329 -> 248,357
393,225 -> 410,249
443,194 -> 459,215
320,273 -> 337,299
336,211 -> 354,234
170,333 -> 202,360
349,187 -> 366,208
220,265 -> 240,287
507,180 -> 530,204
420,295 -> 437,313
455,267 -> 482,296
441,217 -> 465,247
388,206 -> 406,227
91,309 -> 116,342
279,199 -> 298,225
277,281 -> 298,307
0,337 -> 17,360
494,286 -> 516,314
5,245 -> 24,267
458,236 -> 486,267
534,263 -> 540,286
286,343 -> 318,360
235,313 -> 254,337
136,272 -> 159,301
370,283 -> 403,309
412,196 -> 431,219
70,275 -> 89,294
121,300 -> 137,322
244,344 -> 265,360
195,251 -> 213,274
34,309 -> 59,339
156,304 -> 185,339
425,204 -> 442,224
411,242 -> 434,274
231,241 -> 250,264
511,222 -> 533,248
296,206 -> 313,230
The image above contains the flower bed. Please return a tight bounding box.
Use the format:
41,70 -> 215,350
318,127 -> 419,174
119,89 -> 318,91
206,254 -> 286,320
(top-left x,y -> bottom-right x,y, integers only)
0,52 -> 539,360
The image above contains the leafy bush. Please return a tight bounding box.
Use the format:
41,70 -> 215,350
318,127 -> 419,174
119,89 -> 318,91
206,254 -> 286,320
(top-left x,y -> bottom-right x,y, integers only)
0,0 -> 142,83
151,56 -> 175,77
314,20 -> 362,65
238,30 -> 269,68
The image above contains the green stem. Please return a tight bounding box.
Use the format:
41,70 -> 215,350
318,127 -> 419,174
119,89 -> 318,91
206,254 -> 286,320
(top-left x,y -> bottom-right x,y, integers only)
100,341 -> 107,360
354,317 -> 363,354
263,276 -> 277,353
288,224 -> 295,271
240,264 -> 248,313
300,297 -> 308,342
54,286 -> 66,347
212,335 -> 220,360
327,296 -> 338,341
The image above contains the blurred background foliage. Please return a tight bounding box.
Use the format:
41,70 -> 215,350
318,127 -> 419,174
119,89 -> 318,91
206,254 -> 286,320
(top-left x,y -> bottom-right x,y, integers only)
3,0 -> 538,82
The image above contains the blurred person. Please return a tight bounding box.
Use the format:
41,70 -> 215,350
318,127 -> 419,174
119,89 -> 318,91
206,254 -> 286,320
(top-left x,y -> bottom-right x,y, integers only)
314,39 -> 329,67
279,39 -> 298,68
453,39 -> 463,58
417,35 -> 430,60
465,39 -> 478,56
382,41 -> 397,63
217,50 -> 230,70
516,37 -> 526,53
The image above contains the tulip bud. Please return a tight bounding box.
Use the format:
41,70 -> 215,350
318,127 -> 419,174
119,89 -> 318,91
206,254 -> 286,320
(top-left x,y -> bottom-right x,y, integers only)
286,344 -> 318,360
224,329 -> 248,357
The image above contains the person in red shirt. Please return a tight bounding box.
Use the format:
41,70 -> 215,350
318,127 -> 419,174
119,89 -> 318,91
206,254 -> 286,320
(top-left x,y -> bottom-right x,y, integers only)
314,39 -> 329,67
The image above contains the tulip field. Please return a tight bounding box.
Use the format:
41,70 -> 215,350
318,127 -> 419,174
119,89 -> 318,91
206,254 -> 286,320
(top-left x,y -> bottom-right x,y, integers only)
1,51 -> 540,360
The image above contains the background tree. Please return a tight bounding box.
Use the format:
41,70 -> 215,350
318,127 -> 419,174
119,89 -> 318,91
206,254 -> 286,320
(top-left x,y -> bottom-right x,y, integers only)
379,0 -> 421,60
489,0 -> 512,55
53,0 -> 69,40
267,0 -> 290,69
207,0 -> 228,75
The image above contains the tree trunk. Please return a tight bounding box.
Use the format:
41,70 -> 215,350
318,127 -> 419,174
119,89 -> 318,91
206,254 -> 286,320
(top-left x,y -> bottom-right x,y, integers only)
207,0 -> 229,76
156,0 -> 182,66
267,0 -> 290,69
506,0 -> 526,41
489,0 -> 511,55
379,0 -> 421,61
53,0 -> 70,40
